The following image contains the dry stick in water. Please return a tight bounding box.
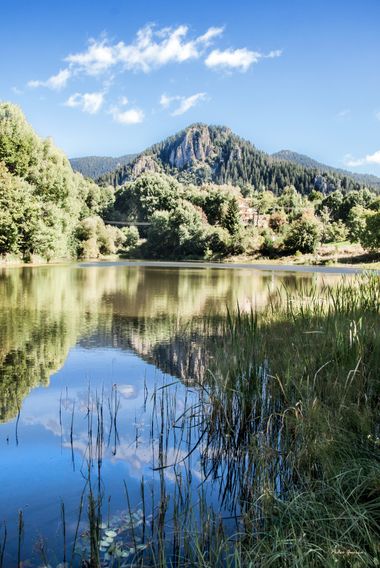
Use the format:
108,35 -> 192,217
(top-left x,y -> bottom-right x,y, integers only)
17,510 -> 23,568
70,488 -> 85,568
123,481 -> 137,549
61,501 -> 66,565
0,522 -> 7,568
15,406 -> 21,446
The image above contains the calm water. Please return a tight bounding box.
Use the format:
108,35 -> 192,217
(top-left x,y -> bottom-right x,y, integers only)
0,262 -> 342,566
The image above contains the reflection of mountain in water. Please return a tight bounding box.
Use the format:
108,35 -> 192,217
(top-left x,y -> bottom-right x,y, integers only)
79,315 -> 213,384
0,264 -> 327,421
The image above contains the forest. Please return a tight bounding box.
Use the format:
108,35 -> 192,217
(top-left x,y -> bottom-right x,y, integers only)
1,103 -> 380,263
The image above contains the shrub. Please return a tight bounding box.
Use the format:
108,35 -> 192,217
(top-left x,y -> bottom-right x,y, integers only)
147,201 -> 208,259
346,205 -> 371,242
268,210 -> 287,233
321,220 -> 348,243
79,237 -> 100,259
260,228 -> 279,257
121,226 -> 139,249
359,212 -> 380,251
283,215 -> 321,254
207,226 -> 232,256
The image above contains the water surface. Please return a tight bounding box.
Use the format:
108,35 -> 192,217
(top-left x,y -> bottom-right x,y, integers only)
0,262 -> 342,565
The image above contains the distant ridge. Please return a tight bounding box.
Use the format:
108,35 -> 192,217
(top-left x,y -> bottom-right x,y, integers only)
70,154 -> 137,180
271,150 -> 380,190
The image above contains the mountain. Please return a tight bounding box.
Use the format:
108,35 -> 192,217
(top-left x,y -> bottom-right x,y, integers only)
70,154 -> 137,179
98,124 -> 380,194
272,150 -> 380,190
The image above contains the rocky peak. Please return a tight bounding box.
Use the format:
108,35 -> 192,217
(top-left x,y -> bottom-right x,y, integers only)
168,125 -> 214,169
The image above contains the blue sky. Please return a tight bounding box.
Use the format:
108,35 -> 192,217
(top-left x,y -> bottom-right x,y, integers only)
1,0 -> 380,175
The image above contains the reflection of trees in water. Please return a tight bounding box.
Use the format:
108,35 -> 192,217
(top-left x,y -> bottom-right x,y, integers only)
0,265 -> 327,421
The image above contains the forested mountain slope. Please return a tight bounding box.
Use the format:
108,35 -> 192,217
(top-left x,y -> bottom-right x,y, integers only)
272,149 -> 380,190
70,154 -> 137,179
98,123 -> 379,195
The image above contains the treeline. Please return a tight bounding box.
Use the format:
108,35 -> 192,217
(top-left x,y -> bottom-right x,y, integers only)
0,103 -> 132,262
99,124 -> 372,196
106,172 -> 380,259
107,173 -> 245,258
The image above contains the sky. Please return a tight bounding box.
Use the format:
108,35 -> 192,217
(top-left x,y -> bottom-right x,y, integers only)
1,0 -> 380,175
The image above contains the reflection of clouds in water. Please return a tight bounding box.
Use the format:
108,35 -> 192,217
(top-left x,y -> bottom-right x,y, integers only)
118,384 -> 139,399
63,436 -> 202,483
23,415 -> 62,437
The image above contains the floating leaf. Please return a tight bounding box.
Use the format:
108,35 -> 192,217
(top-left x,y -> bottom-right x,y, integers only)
136,543 -> 148,551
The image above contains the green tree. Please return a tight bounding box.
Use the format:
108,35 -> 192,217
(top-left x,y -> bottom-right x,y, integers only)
346,205 -> 371,242
283,215 -> 321,254
223,198 -> 242,235
359,212 -> 380,251
147,200 -> 207,258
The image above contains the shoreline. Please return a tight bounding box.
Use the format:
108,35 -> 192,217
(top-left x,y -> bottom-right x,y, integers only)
79,258 -> 380,275
2,255 -> 379,275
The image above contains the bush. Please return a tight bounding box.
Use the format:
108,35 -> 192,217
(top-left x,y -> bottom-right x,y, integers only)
76,216 -> 125,257
121,226 -> 139,249
147,201 -> 208,259
268,210 -> 287,233
283,216 -> 321,254
321,220 -> 348,243
207,226 -> 232,256
260,228 -> 279,257
359,212 -> 380,251
80,237 -> 100,259
346,205 -> 371,242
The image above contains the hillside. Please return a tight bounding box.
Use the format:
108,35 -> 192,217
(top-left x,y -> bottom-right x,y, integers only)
98,124 -> 379,195
272,149 -> 380,190
70,154 -> 138,180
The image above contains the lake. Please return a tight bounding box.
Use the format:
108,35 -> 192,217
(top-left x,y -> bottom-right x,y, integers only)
0,262 -> 351,566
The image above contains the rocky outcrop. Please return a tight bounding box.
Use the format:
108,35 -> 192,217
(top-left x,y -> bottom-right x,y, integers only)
131,155 -> 161,177
168,125 -> 214,169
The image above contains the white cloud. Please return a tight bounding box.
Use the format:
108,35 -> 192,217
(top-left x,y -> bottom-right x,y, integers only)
111,107 -> 145,124
66,40 -> 117,76
160,92 -> 208,115
266,49 -> 283,58
11,86 -> 23,95
119,96 -> 129,106
173,93 -> 208,115
205,47 -> 282,72
28,68 -> 71,90
375,111 -> 380,121
344,150 -> 380,168
159,93 -> 176,108
64,91 -> 104,114
63,25 -> 224,77
196,26 -> 225,46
